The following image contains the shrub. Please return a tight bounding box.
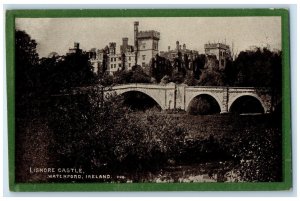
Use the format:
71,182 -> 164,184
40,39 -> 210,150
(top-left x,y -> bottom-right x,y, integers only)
230,128 -> 282,182
99,73 -> 114,86
160,75 -> 170,85
184,73 -> 198,86
171,72 -> 185,84
47,90 -> 187,174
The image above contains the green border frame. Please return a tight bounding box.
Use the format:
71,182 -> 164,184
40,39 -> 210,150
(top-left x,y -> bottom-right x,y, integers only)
6,9 -> 292,192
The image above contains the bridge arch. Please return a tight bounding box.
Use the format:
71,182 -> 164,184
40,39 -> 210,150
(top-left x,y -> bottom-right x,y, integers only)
228,93 -> 267,114
115,89 -> 164,110
186,93 -> 222,115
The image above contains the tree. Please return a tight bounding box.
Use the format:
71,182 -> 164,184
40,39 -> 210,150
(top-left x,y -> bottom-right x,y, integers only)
38,57 -> 60,95
173,52 -> 186,77
223,58 -> 236,86
183,54 -> 190,71
130,65 -> 151,83
113,65 -> 151,84
150,54 -> 172,82
15,30 -> 40,116
233,48 -> 281,88
47,90 -> 186,175
192,54 -> 206,80
233,48 -> 282,110
199,69 -> 224,86
184,73 -> 198,86
45,51 -> 96,93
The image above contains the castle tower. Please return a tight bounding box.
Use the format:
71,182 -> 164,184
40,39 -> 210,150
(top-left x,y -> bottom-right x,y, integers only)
109,42 -> 116,55
136,30 -> 160,70
120,37 -> 129,53
204,42 -> 232,70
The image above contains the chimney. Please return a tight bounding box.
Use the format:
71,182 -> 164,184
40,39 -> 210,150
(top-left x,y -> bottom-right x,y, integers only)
74,42 -> 80,49
168,46 -> 170,51
122,37 -> 129,53
122,37 -> 128,47
176,41 -> 179,51
134,21 -> 139,66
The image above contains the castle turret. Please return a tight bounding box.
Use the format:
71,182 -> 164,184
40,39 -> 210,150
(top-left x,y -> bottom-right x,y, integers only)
120,37 -> 129,53
109,42 -> 116,55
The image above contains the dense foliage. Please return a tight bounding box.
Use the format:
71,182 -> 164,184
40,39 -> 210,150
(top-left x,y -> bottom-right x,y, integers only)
112,65 -> 151,85
233,48 -> 281,88
39,51 -> 96,94
46,93 -> 282,182
15,30 -> 97,114
47,91 -> 186,175
150,54 -> 172,82
15,30 -> 40,116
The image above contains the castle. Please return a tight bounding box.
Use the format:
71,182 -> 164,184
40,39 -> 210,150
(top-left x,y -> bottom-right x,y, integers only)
66,22 -> 232,76
160,41 -> 199,71
86,21 -> 160,75
204,42 -> 232,70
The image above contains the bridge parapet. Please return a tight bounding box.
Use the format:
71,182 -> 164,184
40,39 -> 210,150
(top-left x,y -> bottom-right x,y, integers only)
75,84 -> 273,114
110,83 -> 175,91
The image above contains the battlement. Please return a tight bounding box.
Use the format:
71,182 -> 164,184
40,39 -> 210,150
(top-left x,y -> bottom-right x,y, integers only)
204,43 -> 229,50
137,30 -> 160,40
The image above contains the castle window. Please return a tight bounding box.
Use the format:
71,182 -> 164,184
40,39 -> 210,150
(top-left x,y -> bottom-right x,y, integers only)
119,63 -> 121,67
111,64 -> 113,68
128,56 -> 131,61
111,58 -> 113,62
129,63 -> 131,67
114,58 -> 116,62
142,62 -> 146,67
114,64 -> 116,68
142,55 -> 146,60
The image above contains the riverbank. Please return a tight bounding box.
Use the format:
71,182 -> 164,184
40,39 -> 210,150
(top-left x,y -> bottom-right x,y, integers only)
15,109 -> 281,183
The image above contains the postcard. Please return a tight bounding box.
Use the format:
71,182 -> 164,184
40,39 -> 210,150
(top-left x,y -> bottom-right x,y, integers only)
6,9 -> 292,191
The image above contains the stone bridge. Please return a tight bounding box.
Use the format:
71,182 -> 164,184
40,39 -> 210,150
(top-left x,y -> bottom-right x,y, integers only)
103,83 -> 273,113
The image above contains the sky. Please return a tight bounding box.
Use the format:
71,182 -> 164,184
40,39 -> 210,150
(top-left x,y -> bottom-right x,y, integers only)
15,17 -> 281,58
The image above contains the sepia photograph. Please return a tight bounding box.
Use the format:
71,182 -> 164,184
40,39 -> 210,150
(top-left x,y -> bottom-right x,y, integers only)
10,11 -> 289,188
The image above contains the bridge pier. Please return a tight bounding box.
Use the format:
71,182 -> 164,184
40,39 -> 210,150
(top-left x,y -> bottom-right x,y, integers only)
220,88 -> 229,113
174,84 -> 186,110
